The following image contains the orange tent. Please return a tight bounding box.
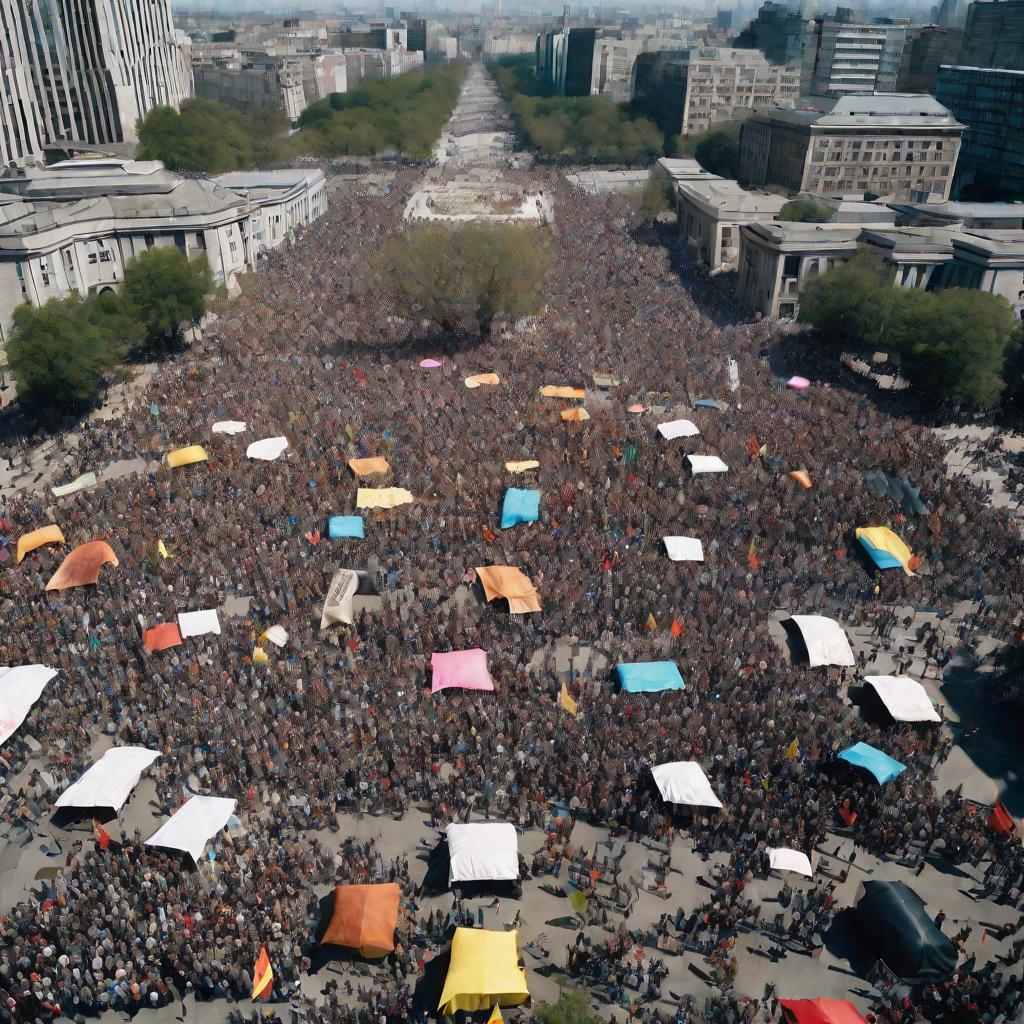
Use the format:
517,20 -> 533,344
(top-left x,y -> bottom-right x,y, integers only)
560,408 -> 590,422
348,457 -> 390,477
988,801 -> 1016,836
320,883 -> 400,957
45,541 -> 119,592
789,470 -> 813,489
475,566 -> 542,614
143,623 -> 183,653
16,524 -> 65,565
780,999 -> 868,1024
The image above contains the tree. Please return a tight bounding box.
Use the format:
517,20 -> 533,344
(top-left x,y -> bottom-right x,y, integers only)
5,295 -> 126,412
692,124 -> 741,177
639,164 -> 675,223
370,222 -> 550,339
120,248 -> 213,354
778,198 -> 833,223
532,993 -> 604,1024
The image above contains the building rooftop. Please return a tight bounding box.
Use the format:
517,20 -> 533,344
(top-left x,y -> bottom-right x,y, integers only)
742,221 -> 863,250
657,157 -> 719,182
817,93 -> 964,129
859,226 -> 960,254
953,229 -> 1024,257
211,169 -> 326,190
678,177 -> 789,217
940,64 -> 1024,76
888,200 -> 1024,225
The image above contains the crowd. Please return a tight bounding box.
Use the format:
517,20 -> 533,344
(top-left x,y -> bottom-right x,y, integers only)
0,147 -> 1022,1024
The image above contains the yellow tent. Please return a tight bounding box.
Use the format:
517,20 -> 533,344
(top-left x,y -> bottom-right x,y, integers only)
540,385 -> 585,399
855,526 -> 916,575
356,487 -> 414,510
16,524 -> 65,565
166,445 -> 209,469
561,408 -> 590,422
505,460 -> 539,473
438,928 -> 529,1015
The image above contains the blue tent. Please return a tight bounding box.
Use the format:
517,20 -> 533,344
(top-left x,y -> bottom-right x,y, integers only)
838,741 -> 906,784
328,516 -> 365,539
501,488 -> 540,529
694,398 -> 723,410
617,662 -> 685,694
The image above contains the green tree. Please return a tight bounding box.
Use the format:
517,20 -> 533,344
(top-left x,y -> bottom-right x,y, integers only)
693,125 -> 741,177
531,992 -> 604,1024
6,295 -> 125,411
639,163 -> 675,223
120,248 -> 213,354
370,222 -> 550,339
778,198 -> 833,223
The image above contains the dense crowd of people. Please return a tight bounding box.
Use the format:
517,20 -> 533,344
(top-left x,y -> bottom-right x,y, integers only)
0,127 -> 1022,1024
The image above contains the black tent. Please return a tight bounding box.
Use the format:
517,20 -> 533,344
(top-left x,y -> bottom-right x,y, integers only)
852,881 -> 956,983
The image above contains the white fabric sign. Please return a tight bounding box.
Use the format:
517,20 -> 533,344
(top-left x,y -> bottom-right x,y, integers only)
657,419 -> 700,440
55,746 -> 160,812
264,625 -> 289,648
790,615 -> 855,668
320,568 -> 359,629
212,420 -> 247,435
246,436 -> 289,461
767,847 -> 813,877
864,675 -> 940,722
446,822 -> 519,884
0,665 -> 57,747
145,795 -> 237,862
52,472 -> 97,497
177,609 -> 221,639
687,455 -> 728,474
651,761 -> 722,808
663,536 -> 704,562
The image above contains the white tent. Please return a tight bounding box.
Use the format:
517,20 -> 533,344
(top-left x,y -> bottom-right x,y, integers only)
264,625 -> 289,648
789,615 -> 855,667
55,746 -> 160,814
145,795 -> 237,862
177,609 -> 221,639
767,847 -> 813,877
651,761 -> 723,808
446,822 -> 519,885
246,436 -> 289,461
657,419 -> 700,440
687,455 -> 728,474
864,675 -> 940,723
663,536 -> 704,562
212,421 -> 247,435
0,665 -> 57,746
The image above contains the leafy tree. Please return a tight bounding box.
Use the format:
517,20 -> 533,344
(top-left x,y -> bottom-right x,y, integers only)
778,198 -> 833,223
639,164 -> 675,223
370,222 -> 550,339
6,295 -> 125,411
532,992 -> 604,1024
693,125 -> 741,177
120,248 -> 213,354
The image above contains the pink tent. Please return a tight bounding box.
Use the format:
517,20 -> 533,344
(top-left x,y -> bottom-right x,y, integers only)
430,649 -> 494,693
787,376 -> 810,391
419,359 -> 442,368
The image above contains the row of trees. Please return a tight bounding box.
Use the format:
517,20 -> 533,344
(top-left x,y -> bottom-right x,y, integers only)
799,251 -> 1024,410
7,249 -> 212,412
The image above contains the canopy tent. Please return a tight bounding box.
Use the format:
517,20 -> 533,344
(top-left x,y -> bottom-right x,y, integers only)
264,625 -> 288,648
356,487 -> 414,509
787,615 -> 855,667
54,746 -> 160,822
687,455 -> 728,474
863,676 -> 940,723
431,650 -> 494,693
177,609 -> 221,639
420,358 -> 442,368
694,398 -> 722,410
475,566 -> 541,614
617,662 -> 685,694
438,928 -> 529,1015
505,460 -> 539,473
145,795 -> 236,862
852,881 -> 956,982
0,665 -> 57,746
246,436 -> 289,461
16,525 -> 65,565
787,376 -> 810,391
211,420 -> 246,435
166,445 -> 209,469
320,568 -> 379,629
500,488 -> 540,528
663,536 -> 704,562
319,883 -> 401,957
447,822 -> 519,885
328,516 -> 365,539
651,761 -> 722,808
561,408 -> 590,422
45,541 -> 118,591
856,527 -> 916,575
838,741 -> 906,784
348,457 -> 390,477
540,385 -> 584,399
143,622 -> 183,653
657,419 -> 700,440
789,470 -> 813,489
780,999 -> 867,1024
465,373 -> 500,388
52,472 -> 97,497
767,847 -> 813,877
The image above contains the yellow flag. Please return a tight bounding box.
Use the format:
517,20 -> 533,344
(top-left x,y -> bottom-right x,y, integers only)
645,612 -> 657,631
784,738 -> 798,760
560,682 -> 578,717
253,647 -> 269,665
157,540 -> 171,559
487,1005 -> 503,1024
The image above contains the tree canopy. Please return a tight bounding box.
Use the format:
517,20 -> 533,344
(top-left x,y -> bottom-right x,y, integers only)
532,993 -> 605,1024
370,222 -> 550,338
639,163 -> 675,222
778,198 -> 833,223
799,250 -> 1018,409
670,123 -> 742,177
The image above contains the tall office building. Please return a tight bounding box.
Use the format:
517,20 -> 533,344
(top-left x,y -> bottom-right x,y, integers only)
957,0 -> 1024,69
803,11 -> 908,96
0,0 -> 44,166
896,25 -> 962,92
0,0 -> 191,166
733,2 -> 808,66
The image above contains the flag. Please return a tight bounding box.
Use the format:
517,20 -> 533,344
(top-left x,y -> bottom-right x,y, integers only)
252,647 -> 269,665
559,683 -> 578,717
747,538 -> 759,570
671,618 -> 683,638
93,820 -> 110,850
157,540 -> 171,559
252,946 -> 273,1000
486,1006 -> 503,1024
645,612 -> 657,631
304,529 -> 321,545
784,739 -> 798,760
746,435 -> 761,459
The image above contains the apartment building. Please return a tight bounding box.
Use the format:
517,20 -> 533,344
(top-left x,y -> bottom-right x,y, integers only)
194,54 -> 307,121
732,2 -> 808,66
803,13 -> 908,96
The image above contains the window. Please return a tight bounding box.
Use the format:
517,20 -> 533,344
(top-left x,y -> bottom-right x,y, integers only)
779,302 -> 796,318
783,254 -> 800,277
99,250 -> 112,263
144,233 -> 155,247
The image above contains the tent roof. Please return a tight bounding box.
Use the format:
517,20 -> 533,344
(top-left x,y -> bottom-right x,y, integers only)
431,649 -> 494,693
501,488 -> 540,528
475,566 -> 541,614
145,795 -> 236,862
166,445 -> 209,468
651,761 -> 722,808
15,524 -> 64,565
356,487 -> 414,509
320,883 -> 401,957
688,454 -> 729,474
838,741 -> 907,784
177,609 -> 221,639
664,536 -> 704,562
0,665 -> 57,747
328,515 -> 365,539
45,540 -> 118,591
438,928 -> 529,1015
788,615 -> 855,667
780,998 -> 868,1024
55,746 -> 160,812
211,420 -> 246,434
246,436 -> 289,461
864,675 -> 940,723
767,847 -> 813,877
446,822 -> 519,884
658,418 -> 700,439
617,662 -> 685,694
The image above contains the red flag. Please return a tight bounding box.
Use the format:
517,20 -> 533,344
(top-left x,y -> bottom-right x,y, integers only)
746,435 -> 761,459
747,538 -> 759,570
93,820 -> 111,850
671,618 -> 684,638
252,946 -> 273,1000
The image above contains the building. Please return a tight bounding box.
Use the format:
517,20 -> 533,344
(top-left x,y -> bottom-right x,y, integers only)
0,158 -> 326,342
676,176 -> 789,270
732,2 -> 808,66
935,65 -> 1024,200
802,12 -> 909,97
1,0 -> 191,164
889,200 -> 1024,229
590,36 -> 645,102
945,230 -> 1024,317
482,33 -> 537,55
717,10 -> 734,30
739,93 -> 964,201
194,54 -> 307,121
896,27 -> 963,93
857,225 -> 958,288
957,0 -> 1024,69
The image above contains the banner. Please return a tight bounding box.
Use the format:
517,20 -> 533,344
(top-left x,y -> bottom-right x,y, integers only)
320,568 -> 359,629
